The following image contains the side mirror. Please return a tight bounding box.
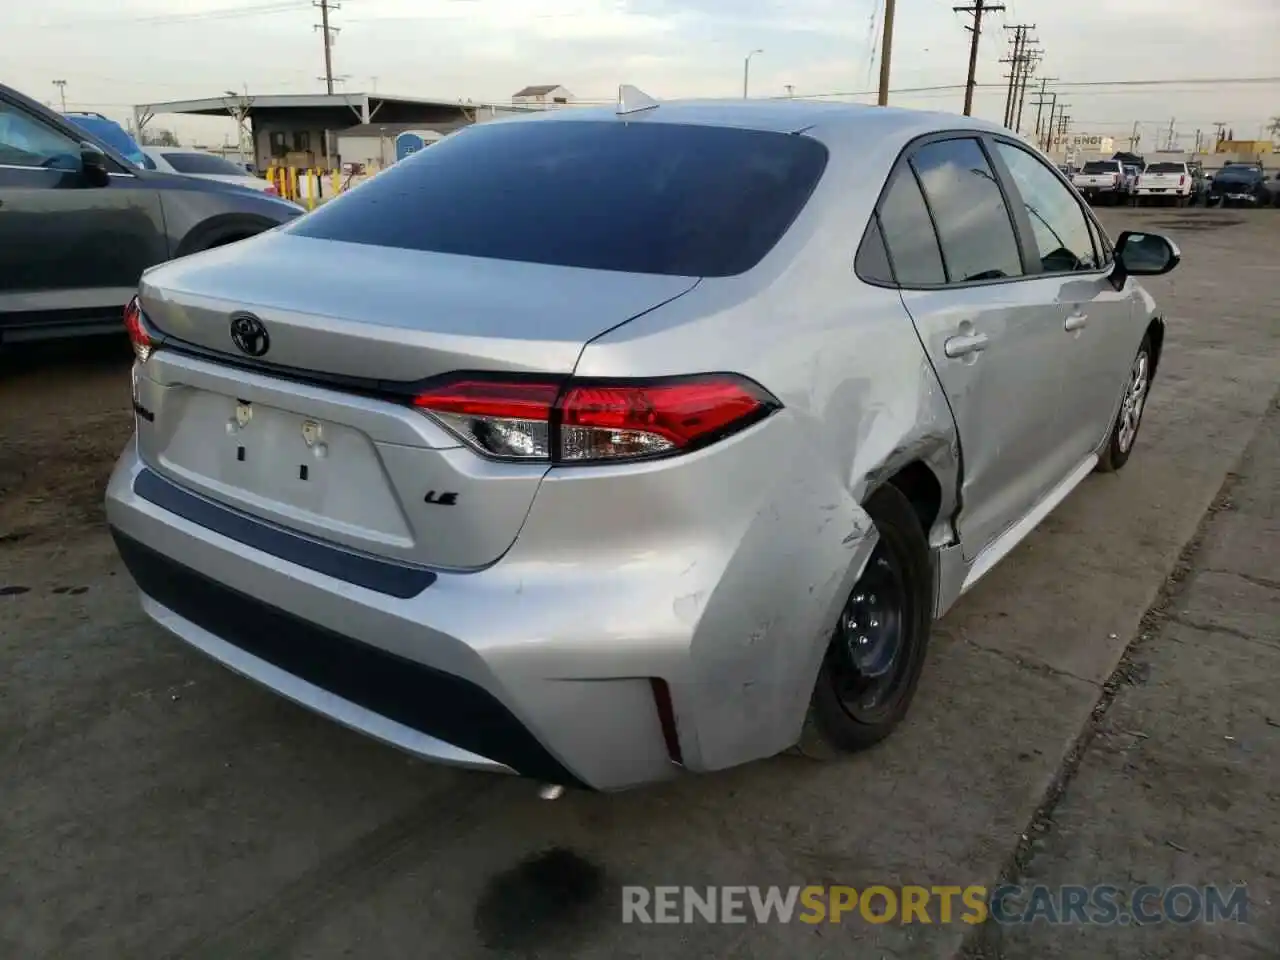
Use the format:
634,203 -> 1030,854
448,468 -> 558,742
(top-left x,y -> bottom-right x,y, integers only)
1110,230 -> 1181,290
79,142 -> 110,187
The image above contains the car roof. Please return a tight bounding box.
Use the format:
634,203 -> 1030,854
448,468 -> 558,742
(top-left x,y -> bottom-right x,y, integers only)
493,97 -> 1007,142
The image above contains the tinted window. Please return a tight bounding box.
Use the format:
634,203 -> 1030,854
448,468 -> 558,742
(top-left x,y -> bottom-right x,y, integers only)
1081,161 -> 1119,175
876,170 -> 946,285
1145,163 -> 1186,174
994,142 -> 1099,273
289,120 -> 829,277
910,138 -> 1023,283
64,114 -> 146,167
0,101 -> 80,168
855,216 -> 894,284
162,152 -> 249,175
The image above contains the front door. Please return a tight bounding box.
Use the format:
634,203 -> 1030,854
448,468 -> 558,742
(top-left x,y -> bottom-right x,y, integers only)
0,95 -> 167,339
986,138 -> 1140,466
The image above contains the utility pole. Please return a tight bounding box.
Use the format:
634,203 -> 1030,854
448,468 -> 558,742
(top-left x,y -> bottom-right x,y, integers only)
1164,117 -> 1176,152
1014,43 -> 1040,133
1128,120 -> 1140,152
1000,25 -> 1035,128
953,0 -> 1004,117
784,84 -> 795,98
1030,76 -> 1056,144
314,0 -> 340,95
52,80 -> 67,112
1042,93 -> 1058,152
1212,121 -> 1226,146
1193,128 -> 1202,154
877,0 -> 897,106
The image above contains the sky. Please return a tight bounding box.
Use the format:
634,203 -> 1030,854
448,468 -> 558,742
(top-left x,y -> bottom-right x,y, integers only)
5,0 -> 1279,148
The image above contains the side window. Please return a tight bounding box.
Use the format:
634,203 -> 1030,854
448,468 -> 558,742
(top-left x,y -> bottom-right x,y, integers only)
992,142 -> 1100,273
854,215 -> 894,284
877,169 -> 946,285
910,138 -> 1024,283
0,101 -> 81,169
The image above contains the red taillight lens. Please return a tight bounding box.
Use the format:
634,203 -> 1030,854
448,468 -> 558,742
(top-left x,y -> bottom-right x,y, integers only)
412,374 -> 779,464
264,184 -> 279,196
123,296 -> 153,362
413,380 -> 559,459
1179,175 -> 1186,186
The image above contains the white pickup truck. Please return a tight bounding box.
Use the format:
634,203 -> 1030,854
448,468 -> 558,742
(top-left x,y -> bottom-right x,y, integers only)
1070,160 -> 1127,205
1134,161 -> 1193,206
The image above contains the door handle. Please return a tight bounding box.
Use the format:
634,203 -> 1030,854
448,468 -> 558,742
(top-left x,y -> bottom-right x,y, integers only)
944,332 -> 990,359
1064,312 -> 1089,332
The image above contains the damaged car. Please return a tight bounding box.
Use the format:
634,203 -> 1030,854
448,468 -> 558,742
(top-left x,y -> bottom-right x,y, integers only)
107,93 -> 1180,791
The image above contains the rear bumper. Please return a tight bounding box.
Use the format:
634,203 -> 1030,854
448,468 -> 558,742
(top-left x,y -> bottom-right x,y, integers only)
1134,187 -> 1189,197
106,445 -> 693,790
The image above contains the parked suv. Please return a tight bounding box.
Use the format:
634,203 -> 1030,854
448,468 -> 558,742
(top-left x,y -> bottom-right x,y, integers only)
1207,163 -> 1273,207
107,101 -> 1181,791
0,82 -> 303,344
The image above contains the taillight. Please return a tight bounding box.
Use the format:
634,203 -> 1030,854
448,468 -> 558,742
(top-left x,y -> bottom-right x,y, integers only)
1179,175 -> 1186,186
264,184 -> 280,196
1113,174 -> 1120,185
412,374 -> 780,464
123,296 -> 153,362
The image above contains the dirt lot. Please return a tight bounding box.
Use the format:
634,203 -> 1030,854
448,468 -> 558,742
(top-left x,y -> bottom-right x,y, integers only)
1,208 -> 1278,959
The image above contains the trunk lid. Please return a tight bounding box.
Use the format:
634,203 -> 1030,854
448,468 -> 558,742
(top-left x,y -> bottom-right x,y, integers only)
138,231 -> 699,381
133,232 -> 699,570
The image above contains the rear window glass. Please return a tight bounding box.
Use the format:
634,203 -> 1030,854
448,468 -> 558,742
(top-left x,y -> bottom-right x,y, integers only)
288,119 -> 829,277
1081,161 -> 1118,174
162,152 -> 248,176
1145,163 -> 1185,174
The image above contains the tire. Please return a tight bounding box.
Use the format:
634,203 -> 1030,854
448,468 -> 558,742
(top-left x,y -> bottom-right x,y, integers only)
1096,333 -> 1154,473
796,484 -> 933,758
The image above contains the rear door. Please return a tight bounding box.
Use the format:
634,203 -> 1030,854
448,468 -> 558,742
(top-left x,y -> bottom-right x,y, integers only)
0,94 -> 168,339
987,138 -> 1137,463
881,135 -> 1069,558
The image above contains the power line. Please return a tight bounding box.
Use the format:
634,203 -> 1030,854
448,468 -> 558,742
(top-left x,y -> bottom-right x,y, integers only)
29,2 -> 307,29
953,0 -> 1005,117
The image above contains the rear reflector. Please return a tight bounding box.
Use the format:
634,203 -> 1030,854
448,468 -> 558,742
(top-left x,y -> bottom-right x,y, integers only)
413,373 -> 780,464
123,296 -> 153,362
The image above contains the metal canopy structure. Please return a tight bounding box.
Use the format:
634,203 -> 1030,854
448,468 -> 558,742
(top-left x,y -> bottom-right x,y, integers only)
132,92 -> 530,167
132,92 -> 485,132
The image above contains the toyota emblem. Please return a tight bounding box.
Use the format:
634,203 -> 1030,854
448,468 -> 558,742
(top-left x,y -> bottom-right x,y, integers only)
229,313 -> 270,357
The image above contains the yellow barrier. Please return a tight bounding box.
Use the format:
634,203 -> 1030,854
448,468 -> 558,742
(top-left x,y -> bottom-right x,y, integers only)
264,165 -> 353,205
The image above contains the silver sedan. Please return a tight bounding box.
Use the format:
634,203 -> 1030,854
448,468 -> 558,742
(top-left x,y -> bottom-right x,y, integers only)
107,94 -> 1180,791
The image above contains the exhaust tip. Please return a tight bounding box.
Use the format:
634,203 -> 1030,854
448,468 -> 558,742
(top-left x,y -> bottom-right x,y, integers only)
538,784 -> 565,801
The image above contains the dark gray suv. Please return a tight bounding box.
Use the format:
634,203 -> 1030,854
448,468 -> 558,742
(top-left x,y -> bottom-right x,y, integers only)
0,82 -> 303,344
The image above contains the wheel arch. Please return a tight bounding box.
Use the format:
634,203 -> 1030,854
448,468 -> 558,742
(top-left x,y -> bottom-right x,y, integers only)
174,213 -> 278,258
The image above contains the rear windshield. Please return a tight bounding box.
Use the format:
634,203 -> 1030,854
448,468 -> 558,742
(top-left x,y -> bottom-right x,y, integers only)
1081,161 -> 1118,174
162,152 -> 248,176
1145,163 -> 1185,174
288,119 -> 830,277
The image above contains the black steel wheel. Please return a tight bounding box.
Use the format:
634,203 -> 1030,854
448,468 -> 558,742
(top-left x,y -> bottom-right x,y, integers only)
798,483 -> 933,757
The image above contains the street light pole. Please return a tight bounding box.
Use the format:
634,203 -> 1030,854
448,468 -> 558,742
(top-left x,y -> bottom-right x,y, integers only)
743,49 -> 763,98
52,80 -> 67,112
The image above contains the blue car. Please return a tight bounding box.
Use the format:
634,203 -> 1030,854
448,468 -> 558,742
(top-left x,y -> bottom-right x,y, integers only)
63,111 -> 151,169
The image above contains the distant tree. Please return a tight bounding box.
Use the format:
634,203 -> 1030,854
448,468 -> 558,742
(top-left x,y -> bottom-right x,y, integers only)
1268,116 -> 1280,139
141,127 -> 180,147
